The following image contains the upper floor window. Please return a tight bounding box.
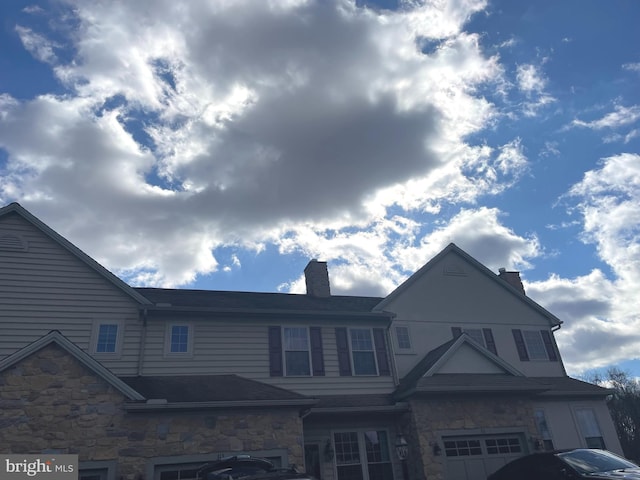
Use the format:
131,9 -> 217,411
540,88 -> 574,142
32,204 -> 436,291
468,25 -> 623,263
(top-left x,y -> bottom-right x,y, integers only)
95,323 -> 118,353
452,327 -> 498,356
512,329 -> 558,362
268,326 -> 324,377
349,328 -> 378,376
167,324 -> 191,354
394,325 -> 412,351
283,327 -> 311,376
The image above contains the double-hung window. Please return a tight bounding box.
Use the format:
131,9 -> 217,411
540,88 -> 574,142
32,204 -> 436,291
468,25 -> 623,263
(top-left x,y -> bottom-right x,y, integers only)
523,331 -> 548,360
512,329 -> 558,361
283,327 -> 311,376
575,408 -> 606,449
394,325 -> 412,352
350,328 -> 378,376
94,323 -> 120,354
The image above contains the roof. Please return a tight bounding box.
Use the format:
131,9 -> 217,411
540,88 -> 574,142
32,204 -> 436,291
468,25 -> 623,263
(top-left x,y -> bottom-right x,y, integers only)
136,287 -> 387,317
533,376 -> 613,397
0,330 -> 145,401
373,243 -> 562,327
0,202 -> 151,306
120,374 -> 311,403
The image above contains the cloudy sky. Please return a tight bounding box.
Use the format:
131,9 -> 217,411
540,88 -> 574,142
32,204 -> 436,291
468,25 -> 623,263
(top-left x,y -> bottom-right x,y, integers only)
1,0 -> 639,377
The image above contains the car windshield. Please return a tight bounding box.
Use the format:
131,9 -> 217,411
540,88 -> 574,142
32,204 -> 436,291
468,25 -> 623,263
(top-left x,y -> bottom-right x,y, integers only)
558,450 -> 638,474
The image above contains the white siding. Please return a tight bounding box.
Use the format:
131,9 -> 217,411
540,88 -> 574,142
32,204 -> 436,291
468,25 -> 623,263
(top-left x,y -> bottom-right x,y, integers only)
0,212 -> 142,375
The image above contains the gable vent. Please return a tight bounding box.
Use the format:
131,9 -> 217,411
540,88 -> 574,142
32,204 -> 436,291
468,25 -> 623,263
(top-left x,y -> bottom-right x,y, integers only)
0,234 -> 28,252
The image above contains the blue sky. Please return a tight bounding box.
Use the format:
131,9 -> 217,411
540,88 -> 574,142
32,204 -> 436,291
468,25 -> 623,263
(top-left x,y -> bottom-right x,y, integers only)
0,0 -> 639,378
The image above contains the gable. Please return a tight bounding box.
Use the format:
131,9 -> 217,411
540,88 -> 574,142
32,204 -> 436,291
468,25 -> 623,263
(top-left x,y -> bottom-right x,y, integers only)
436,343 -> 508,374
375,244 -> 560,328
0,331 -> 144,400
0,203 -> 150,306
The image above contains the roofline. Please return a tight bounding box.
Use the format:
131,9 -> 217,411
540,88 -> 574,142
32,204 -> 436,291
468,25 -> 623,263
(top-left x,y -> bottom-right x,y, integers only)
395,384 -> 550,399
0,330 -> 145,401
144,305 -> 393,320
124,398 -> 318,411
0,203 -> 152,306
373,243 -> 563,328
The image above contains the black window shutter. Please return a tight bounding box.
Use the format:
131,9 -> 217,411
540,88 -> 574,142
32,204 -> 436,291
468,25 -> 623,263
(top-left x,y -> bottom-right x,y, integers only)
483,328 -> 498,356
268,326 -> 283,377
512,329 -> 529,361
372,328 -> 391,376
451,327 -> 463,338
540,330 -> 558,361
335,328 -> 352,376
310,327 -> 325,376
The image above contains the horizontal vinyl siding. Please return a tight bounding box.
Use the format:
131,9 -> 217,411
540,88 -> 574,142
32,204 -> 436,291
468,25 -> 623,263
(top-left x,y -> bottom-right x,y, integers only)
0,213 -> 142,375
141,319 -> 396,396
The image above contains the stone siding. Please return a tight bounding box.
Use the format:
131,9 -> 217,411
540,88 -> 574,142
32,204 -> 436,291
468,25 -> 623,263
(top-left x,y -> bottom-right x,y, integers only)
0,344 -> 305,480
407,396 -> 538,480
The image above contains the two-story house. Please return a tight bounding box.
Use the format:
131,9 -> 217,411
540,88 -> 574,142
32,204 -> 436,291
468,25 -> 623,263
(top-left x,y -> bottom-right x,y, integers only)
0,202 -> 621,480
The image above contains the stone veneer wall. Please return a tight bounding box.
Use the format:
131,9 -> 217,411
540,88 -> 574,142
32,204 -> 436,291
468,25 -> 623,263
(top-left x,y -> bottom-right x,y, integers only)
407,396 -> 539,480
0,344 -> 305,480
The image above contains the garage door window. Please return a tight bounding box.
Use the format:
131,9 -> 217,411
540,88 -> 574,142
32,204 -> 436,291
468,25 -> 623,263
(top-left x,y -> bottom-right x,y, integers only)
485,438 -> 522,455
444,439 -> 482,457
444,436 -> 522,457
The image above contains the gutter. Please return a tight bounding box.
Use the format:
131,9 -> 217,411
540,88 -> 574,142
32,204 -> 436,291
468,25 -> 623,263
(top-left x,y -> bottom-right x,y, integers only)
124,398 -> 318,412
307,402 -> 410,415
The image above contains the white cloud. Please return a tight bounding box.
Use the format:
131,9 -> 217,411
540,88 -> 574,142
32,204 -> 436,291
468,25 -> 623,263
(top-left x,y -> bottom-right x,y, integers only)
572,104 -> 640,130
0,0 -> 507,287
15,25 -> 58,64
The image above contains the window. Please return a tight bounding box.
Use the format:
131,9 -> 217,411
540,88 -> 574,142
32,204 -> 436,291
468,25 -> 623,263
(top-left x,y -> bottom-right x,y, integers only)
575,408 -> 606,449
394,325 -> 412,351
512,329 -> 558,361
334,430 -> 392,480
350,329 -> 377,376
283,327 -> 311,376
523,331 -> 548,360
95,324 -> 118,353
168,324 -> 191,354
534,409 -> 555,450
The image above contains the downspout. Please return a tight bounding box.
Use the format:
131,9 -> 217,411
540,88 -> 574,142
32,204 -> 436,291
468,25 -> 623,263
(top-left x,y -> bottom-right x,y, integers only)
137,307 -> 148,376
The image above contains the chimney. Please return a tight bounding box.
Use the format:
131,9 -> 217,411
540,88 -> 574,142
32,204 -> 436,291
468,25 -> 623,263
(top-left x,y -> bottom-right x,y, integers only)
304,260 -> 331,297
498,267 -> 526,295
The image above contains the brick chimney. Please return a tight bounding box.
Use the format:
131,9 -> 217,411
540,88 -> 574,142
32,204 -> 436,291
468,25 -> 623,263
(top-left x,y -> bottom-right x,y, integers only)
498,267 -> 526,295
304,260 -> 331,297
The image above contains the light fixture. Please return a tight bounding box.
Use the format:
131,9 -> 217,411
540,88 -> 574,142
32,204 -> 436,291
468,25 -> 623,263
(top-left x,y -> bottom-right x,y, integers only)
395,434 -> 409,461
324,439 -> 335,462
431,441 -> 441,456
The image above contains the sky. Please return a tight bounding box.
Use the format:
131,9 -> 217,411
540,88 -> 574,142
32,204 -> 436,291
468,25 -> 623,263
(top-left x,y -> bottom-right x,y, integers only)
0,0 -> 639,379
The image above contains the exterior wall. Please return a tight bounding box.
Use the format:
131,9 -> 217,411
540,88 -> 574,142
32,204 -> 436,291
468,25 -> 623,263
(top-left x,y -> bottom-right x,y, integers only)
0,344 -> 305,480
532,399 -> 623,455
406,395 -> 539,480
0,212 -> 142,375
384,251 -> 565,378
140,317 -> 396,397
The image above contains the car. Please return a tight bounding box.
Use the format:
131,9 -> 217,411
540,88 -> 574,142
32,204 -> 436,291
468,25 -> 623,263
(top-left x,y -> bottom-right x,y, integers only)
487,448 -> 640,480
196,455 -> 314,480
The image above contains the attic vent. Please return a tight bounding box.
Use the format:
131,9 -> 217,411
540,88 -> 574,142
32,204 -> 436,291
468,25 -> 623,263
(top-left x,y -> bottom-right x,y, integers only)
443,262 -> 466,276
0,233 -> 28,252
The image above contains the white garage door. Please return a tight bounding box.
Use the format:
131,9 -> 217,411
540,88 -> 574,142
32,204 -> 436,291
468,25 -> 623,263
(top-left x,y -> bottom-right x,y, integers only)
443,434 -> 526,480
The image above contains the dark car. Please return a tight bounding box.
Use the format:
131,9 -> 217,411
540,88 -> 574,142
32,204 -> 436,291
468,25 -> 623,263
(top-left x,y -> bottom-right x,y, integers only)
196,455 -> 313,480
487,448 -> 640,480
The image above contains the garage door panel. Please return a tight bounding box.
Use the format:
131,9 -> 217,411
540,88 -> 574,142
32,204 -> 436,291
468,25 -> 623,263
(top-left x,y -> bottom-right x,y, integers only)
443,434 -> 526,480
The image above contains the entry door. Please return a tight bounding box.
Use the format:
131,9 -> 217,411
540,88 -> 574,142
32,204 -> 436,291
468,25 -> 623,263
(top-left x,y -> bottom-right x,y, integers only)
333,430 -> 393,480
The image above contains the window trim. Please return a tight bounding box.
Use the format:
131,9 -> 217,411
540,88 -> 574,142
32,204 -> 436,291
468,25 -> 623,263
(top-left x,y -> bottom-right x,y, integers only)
90,320 -> 123,356
164,322 -> 194,356
282,326 -> 312,377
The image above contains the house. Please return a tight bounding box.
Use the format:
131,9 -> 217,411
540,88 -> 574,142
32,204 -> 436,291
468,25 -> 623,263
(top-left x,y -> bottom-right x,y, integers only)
0,202 -> 621,480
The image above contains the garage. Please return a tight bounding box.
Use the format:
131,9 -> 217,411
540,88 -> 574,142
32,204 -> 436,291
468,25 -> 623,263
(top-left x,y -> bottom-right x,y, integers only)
443,433 -> 526,480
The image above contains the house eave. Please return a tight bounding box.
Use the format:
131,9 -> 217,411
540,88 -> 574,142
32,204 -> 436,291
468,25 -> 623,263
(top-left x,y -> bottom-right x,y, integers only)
124,399 -> 318,411
307,403 -> 410,415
